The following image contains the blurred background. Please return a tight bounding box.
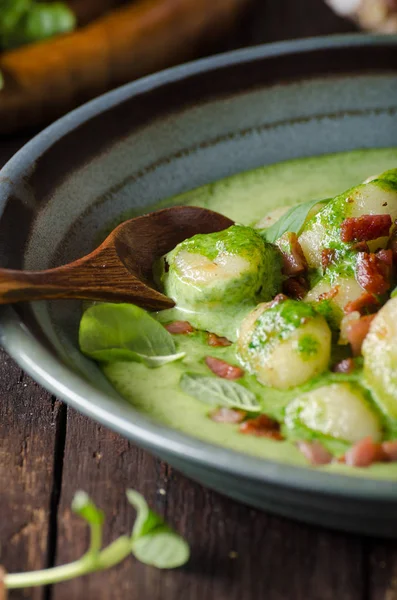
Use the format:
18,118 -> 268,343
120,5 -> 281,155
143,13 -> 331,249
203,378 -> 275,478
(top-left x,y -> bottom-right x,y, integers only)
0,0 -> 395,135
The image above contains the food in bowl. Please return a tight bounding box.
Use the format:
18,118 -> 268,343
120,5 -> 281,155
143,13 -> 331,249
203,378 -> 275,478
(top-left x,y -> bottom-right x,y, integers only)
78,147 -> 397,474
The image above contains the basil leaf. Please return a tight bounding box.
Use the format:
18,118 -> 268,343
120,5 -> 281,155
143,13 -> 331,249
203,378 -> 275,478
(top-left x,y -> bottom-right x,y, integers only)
127,490 -> 190,569
72,491 -> 105,526
260,197 -> 331,243
180,373 -> 260,411
79,303 -> 183,366
131,526 -> 190,569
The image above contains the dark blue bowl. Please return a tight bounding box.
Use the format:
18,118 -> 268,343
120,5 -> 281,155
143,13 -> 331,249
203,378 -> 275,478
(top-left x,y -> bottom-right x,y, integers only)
1,35 -> 397,536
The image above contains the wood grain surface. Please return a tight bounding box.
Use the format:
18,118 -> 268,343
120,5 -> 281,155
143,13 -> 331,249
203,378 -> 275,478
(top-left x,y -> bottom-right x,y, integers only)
1,1 -> 397,599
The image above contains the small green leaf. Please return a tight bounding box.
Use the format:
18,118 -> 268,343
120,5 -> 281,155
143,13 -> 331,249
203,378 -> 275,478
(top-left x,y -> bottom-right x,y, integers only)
260,197 -> 330,243
180,373 -> 260,411
127,490 -> 190,568
79,303 -> 178,366
127,490 -> 164,539
72,491 -> 104,525
131,525 -> 190,569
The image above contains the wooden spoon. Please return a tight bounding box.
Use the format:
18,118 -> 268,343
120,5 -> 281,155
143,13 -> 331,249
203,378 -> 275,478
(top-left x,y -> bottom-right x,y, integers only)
0,206 -> 234,311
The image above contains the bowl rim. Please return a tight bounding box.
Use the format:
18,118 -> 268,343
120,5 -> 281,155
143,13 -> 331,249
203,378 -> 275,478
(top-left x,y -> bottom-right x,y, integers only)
2,33 -> 397,501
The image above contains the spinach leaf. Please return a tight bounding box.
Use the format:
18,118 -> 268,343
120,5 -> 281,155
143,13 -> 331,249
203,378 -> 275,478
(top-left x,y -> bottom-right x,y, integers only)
79,303 -> 185,367
180,373 -> 260,411
260,197 -> 331,243
127,490 -> 190,569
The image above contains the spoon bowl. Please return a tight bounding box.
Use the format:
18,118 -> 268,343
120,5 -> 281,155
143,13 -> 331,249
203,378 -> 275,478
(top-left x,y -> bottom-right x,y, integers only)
0,206 -> 233,310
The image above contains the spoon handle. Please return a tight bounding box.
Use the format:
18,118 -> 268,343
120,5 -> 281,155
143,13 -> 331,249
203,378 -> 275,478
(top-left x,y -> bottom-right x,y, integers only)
0,255 -> 173,310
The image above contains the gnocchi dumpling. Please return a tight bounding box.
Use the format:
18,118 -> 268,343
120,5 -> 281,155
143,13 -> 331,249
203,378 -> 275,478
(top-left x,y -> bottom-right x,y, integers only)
285,382 -> 381,443
158,225 -> 282,311
238,299 -> 331,389
304,273 -> 365,327
363,296 -> 397,422
299,169 -> 397,269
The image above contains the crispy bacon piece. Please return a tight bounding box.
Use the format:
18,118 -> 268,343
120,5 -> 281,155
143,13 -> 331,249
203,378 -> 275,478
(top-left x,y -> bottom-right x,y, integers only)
332,358 -> 355,374
376,248 -> 393,267
283,276 -> 308,300
210,407 -> 246,424
318,285 -> 339,302
344,437 -> 387,467
381,441 -> 397,462
270,293 -> 289,307
239,414 -> 283,439
345,314 -> 376,356
296,441 -> 333,465
352,241 -> 370,253
207,333 -> 232,347
356,252 -> 392,295
344,292 -> 379,314
340,214 -> 392,243
165,321 -> 194,334
205,356 -> 244,380
278,232 -> 308,276
321,248 -> 336,270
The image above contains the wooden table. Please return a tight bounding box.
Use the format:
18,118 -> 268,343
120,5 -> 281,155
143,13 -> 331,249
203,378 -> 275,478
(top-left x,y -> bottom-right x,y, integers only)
1,2 -> 396,598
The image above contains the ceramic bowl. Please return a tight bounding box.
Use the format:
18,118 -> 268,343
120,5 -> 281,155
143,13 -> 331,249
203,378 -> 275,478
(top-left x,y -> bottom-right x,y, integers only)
1,35 -> 397,537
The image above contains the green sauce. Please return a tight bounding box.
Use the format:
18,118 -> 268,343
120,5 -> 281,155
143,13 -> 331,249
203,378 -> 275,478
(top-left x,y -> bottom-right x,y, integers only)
103,148 -> 397,479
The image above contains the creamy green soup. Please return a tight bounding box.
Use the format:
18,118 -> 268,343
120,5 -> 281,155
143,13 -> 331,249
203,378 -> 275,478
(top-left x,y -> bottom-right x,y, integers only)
95,148 -> 397,479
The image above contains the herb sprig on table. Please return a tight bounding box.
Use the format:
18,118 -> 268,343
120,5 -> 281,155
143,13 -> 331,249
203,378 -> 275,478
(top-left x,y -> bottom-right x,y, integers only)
0,489 -> 189,594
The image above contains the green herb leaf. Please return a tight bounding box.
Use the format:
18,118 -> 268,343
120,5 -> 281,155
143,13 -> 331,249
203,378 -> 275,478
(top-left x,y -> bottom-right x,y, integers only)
127,490 -> 164,539
131,525 -> 190,569
127,490 -> 190,569
79,303 -> 184,366
72,491 -> 105,526
180,373 -> 260,411
260,197 -> 330,243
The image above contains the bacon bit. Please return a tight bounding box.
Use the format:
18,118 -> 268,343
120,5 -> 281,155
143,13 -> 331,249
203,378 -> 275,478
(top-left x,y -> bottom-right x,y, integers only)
165,321 -> 194,334
344,437 -> 387,467
270,293 -> 289,307
332,358 -> 355,374
207,333 -> 232,347
205,356 -> 244,380
352,241 -> 370,253
277,232 -> 308,276
376,248 -> 393,267
381,441 -> 397,462
318,285 -> 339,302
344,292 -> 380,314
346,314 -> 376,356
296,441 -> 333,465
283,276 -> 308,300
340,214 -> 392,243
210,407 -> 246,424
356,252 -> 392,295
239,414 -> 282,438
321,248 -> 336,270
